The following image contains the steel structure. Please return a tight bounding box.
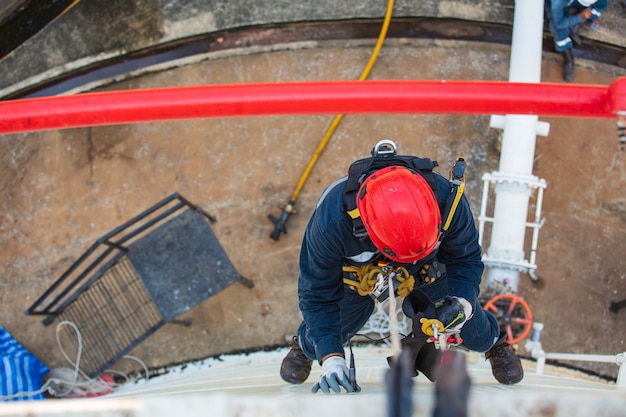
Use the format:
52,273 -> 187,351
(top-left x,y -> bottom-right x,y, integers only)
0,79 -> 624,135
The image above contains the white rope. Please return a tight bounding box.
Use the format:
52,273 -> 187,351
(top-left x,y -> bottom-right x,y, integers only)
359,297 -> 410,344
0,320 -> 106,400
388,272 -> 402,357
122,355 -> 150,379
47,321 -> 116,397
0,320 -> 149,400
357,268 -> 411,362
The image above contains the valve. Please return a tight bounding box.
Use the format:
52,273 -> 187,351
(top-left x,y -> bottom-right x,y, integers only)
483,294 -> 533,345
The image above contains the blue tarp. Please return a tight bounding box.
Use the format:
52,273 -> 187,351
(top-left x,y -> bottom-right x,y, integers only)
0,327 -> 49,401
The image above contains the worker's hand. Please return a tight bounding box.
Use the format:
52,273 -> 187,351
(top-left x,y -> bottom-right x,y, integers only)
311,356 -> 360,394
450,296 -> 473,330
580,8 -> 592,20
435,296 -> 474,331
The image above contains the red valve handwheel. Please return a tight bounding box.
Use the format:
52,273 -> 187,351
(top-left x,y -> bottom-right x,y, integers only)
483,294 -> 533,345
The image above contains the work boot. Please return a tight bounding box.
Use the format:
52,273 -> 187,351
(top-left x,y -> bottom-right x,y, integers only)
280,336 -> 313,384
485,335 -> 524,385
569,23 -> 583,47
561,49 -> 574,82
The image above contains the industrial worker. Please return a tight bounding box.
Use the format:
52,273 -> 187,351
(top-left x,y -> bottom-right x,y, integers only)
546,0 -> 608,82
279,140 -> 524,394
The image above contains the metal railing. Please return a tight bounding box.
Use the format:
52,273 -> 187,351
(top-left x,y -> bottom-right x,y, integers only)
525,322 -> 626,388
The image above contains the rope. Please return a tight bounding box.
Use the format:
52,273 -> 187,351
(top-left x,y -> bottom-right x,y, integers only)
388,275 -> 402,357
0,320 -> 149,400
343,264 -> 415,297
359,301 -> 410,340
0,321 -> 109,400
348,265 -> 414,359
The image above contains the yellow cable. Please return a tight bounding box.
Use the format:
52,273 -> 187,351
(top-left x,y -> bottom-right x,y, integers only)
56,0 -> 83,20
288,0 -> 395,204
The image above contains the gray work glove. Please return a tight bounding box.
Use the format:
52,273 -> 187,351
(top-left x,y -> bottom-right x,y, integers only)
311,356 -> 360,394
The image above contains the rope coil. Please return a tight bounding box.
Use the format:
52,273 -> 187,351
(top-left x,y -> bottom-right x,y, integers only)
343,264 -> 415,297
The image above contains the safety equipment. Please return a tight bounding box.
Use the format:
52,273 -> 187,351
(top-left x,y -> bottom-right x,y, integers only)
311,356 -> 360,394
387,311 -> 442,381
577,0 -> 596,6
342,264 -> 415,298
418,296 -> 473,336
357,166 -> 441,263
343,141 -> 466,246
435,296 -> 473,332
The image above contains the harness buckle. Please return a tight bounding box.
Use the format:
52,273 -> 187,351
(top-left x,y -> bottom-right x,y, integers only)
369,265 -> 401,301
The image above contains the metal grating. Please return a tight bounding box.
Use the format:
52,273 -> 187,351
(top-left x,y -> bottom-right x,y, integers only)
26,193 -> 251,378
56,256 -> 164,377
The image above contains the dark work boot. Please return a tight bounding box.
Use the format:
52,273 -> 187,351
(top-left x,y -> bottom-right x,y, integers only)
280,336 -> 313,384
561,49 -> 574,82
569,23 -> 583,47
485,334 -> 524,385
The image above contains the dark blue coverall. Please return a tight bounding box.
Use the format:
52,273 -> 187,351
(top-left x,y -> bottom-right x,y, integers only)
295,171 -> 500,365
546,0 -> 608,52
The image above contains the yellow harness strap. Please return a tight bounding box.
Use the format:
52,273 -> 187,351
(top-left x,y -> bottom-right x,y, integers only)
343,264 -> 415,298
347,207 -> 360,219
442,180 -> 465,232
442,156 -> 466,232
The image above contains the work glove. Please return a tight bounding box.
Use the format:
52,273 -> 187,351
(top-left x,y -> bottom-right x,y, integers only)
311,356 -> 360,394
434,296 -> 473,331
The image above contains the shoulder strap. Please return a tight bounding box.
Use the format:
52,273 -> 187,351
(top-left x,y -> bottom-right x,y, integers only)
440,156 -> 466,237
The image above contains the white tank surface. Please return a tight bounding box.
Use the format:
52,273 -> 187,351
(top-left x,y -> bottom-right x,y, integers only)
1,345 -> 624,417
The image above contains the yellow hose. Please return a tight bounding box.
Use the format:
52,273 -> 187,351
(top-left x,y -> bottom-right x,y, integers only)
287,0 -> 395,204
56,0 -> 83,20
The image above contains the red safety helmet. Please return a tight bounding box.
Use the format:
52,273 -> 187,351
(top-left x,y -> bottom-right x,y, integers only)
357,166 -> 441,263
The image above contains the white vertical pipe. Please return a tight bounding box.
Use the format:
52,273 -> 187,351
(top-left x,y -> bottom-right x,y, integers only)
508,0 -> 544,84
484,0 -> 546,295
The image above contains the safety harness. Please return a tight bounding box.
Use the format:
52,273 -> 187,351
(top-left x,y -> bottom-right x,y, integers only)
343,264 -> 415,298
341,140 -> 467,297
342,259 -> 443,299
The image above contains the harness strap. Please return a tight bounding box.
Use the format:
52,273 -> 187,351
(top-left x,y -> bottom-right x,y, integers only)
441,156 -> 466,234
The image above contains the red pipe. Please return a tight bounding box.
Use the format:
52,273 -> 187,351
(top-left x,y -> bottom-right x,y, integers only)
0,78 -> 624,135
